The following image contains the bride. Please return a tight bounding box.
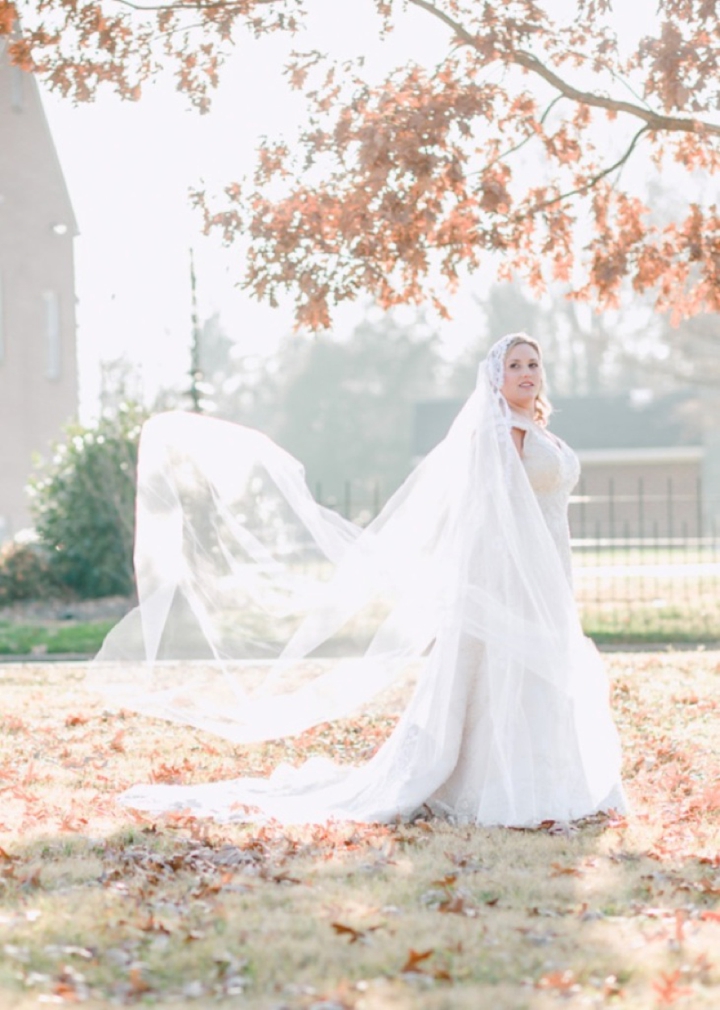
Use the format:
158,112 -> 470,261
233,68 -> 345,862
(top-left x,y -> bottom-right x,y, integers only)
90,333 -> 626,825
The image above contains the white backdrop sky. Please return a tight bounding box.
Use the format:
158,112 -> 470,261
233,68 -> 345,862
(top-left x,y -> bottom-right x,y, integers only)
40,0 -> 656,418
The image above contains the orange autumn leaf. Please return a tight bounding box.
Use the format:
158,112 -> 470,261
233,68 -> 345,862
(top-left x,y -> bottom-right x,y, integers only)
65,713 -> 89,727
699,910 -> 720,923
401,948 -> 434,973
109,730 -> 125,753
652,969 -> 693,1005
536,969 -> 579,992
550,862 -> 584,878
331,922 -> 366,943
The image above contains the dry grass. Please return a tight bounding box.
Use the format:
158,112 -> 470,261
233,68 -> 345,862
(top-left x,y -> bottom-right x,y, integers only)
0,652 -> 717,1009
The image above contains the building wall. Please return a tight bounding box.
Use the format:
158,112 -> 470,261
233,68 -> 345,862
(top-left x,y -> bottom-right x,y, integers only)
570,453 -> 705,539
0,44 -> 78,537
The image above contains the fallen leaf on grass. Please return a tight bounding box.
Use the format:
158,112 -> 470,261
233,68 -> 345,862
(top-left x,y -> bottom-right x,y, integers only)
109,730 -> 125,753
601,974 -> 624,998
445,851 -> 484,872
432,873 -> 458,888
258,866 -> 303,885
401,949 -> 434,973
535,969 -> 580,993
399,948 -> 452,982
137,914 -> 172,935
527,906 -> 561,918
550,862 -> 584,878
699,909 -> 720,922
59,810 -> 89,833
52,965 -> 88,1002
330,922 -> 381,944
696,877 -> 720,897
128,966 -> 152,996
698,854 -> 720,868
438,891 -> 478,917
652,969 -> 693,1005
150,758 -> 196,784
64,714 -> 89,727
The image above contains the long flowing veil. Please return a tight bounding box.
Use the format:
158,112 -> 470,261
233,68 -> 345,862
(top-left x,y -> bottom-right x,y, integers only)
89,336 -> 623,824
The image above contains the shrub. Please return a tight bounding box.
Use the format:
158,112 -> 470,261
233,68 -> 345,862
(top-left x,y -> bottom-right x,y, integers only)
0,538 -> 64,605
28,405 -> 146,599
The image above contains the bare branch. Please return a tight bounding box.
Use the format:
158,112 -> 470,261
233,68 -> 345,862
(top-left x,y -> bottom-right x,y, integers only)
519,124 -> 651,219
468,94 -> 566,179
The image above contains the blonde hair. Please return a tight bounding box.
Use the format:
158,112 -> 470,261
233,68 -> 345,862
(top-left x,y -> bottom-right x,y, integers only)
503,334 -> 552,426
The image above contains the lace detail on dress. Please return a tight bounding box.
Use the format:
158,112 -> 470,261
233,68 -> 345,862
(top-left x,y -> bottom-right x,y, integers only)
509,411 -> 580,583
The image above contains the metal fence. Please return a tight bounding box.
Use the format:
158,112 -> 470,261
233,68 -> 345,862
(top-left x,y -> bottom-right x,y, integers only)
569,479 -> 720,642
316,479 -> 720,643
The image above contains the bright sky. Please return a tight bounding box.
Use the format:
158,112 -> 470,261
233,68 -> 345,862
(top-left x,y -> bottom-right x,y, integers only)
41,0 -> 658,418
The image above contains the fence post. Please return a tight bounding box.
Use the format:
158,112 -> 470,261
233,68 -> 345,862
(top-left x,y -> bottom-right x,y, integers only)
696,475 -> 703,539
579,476 -> 586,539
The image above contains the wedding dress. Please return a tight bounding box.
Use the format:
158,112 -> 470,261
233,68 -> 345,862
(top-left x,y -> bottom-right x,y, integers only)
90,335 -> 626,825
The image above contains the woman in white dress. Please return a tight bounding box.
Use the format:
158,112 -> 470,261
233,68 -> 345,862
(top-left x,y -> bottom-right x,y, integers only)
91,333 -> 626,825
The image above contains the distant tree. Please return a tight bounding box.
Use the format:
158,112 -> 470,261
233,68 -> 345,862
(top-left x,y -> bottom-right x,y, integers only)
255,313 -> 442,502
28,405 -> 145,599
99,357 -> 146,416
449,281 -> 678,399
198,312 -> 235,383
648,312 -> 720,388
4,1 -> 720,328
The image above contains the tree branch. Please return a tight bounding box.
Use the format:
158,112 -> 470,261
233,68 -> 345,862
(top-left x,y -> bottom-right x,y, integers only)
407,0 -> 720,138
512,50 -> 720,137
467,94 -> 565,179
111,0 -> 281,13
519,124 -> 651,219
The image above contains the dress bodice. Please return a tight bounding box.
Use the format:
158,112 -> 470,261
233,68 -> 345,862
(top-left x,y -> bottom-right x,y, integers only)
509,411 -> 580,580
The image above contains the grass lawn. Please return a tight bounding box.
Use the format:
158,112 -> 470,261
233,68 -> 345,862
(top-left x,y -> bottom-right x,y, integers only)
0,611 -> 717,658
0,620 -> 115,657
0,652 -> 717,1008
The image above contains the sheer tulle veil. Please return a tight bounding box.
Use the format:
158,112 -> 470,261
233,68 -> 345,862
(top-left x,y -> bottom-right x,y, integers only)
89,334 -> 625,825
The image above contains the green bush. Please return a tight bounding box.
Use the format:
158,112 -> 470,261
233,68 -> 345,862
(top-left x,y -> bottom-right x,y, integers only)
0,539 -> 64,605
29,405 -> 146,599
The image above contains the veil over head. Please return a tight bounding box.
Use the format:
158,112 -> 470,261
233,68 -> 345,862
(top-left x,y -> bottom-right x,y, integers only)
90,334 -> 621,820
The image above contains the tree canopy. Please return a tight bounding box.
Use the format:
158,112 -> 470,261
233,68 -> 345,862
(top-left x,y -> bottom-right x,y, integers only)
4,0 -> 720,328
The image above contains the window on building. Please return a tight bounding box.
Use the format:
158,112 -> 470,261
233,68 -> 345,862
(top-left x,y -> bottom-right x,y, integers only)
42,291 -> 61,380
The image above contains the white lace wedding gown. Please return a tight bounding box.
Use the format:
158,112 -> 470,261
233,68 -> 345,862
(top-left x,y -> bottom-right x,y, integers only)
107,395 -> 626,827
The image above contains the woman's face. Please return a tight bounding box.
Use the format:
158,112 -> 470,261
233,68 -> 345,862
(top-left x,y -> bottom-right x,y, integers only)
501,342 -> 541,413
